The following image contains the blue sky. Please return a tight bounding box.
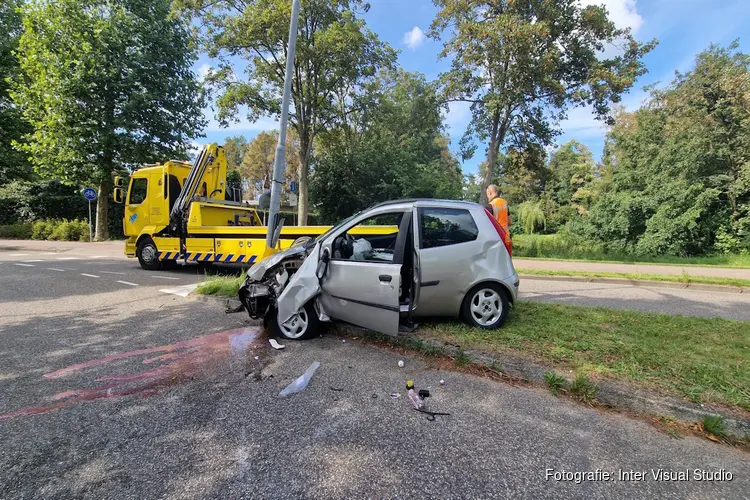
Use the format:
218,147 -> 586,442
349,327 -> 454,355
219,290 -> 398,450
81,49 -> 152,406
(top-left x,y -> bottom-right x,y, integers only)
194,0 -> 750,176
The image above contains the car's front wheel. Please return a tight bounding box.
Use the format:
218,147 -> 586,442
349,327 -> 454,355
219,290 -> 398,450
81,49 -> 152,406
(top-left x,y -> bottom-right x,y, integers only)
268,300 -> 320,340
462,283 -> 509,329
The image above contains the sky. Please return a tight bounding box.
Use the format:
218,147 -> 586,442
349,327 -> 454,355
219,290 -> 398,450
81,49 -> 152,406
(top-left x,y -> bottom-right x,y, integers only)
193,0 -> 750,176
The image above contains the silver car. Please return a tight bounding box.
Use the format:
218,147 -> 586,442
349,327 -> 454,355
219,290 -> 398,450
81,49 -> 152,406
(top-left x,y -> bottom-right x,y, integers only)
238,199 -> 519,340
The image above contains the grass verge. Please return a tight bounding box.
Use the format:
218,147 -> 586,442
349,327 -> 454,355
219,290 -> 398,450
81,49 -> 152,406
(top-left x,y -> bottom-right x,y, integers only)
195,272 -> 244,297
513,233 -> 750,268
516,268 -> 750,288
419,301 -> 750,412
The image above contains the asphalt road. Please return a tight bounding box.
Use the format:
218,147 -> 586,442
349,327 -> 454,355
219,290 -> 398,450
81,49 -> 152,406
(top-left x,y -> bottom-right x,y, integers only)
520,278 -> 750,321
1,245 -> 749,498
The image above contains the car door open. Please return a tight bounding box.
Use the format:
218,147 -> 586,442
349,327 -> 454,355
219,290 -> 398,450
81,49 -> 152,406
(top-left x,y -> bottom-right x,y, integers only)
318,211 -> 407,336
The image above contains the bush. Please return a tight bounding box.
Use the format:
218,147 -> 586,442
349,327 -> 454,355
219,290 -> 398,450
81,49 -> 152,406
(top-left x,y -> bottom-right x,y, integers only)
31,219 -> 90,241
0,223 -> 33,239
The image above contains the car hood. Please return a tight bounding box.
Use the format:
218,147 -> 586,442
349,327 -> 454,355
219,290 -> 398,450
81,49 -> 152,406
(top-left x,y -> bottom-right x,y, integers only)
245,244 -> 308,282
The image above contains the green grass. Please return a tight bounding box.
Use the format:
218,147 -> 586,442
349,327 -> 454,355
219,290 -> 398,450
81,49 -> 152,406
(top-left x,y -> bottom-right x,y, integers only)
569,373 -> 598,404
513,233 -> 750,268
544,371 -> 567,397
517,268 -> 750,288
195,272 -> 245,297
702,415 -> 728,439
420,301 -> 750,411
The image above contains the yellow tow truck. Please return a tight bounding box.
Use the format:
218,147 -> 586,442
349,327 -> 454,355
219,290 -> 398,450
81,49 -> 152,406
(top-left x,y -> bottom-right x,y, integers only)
113,143 -> 392,270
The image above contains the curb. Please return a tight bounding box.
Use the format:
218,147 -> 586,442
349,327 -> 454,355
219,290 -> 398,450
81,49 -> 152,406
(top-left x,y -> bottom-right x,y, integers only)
518,273 -> 748,294
334,325 -> 750,440
427,338 -> 750,440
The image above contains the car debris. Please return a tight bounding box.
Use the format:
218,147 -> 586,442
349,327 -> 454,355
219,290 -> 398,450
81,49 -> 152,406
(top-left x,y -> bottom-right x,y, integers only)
269,339 -> 286,350
398,360 -> 404,367
279,361 -> 320,397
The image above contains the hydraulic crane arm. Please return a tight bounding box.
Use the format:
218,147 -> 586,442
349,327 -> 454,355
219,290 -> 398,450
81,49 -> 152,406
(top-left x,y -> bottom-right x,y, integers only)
169,145 -> 215,236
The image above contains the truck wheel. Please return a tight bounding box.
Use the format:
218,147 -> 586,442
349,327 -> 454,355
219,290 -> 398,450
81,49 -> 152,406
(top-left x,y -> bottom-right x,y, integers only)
137,237 -> 161,271
269,301 -> 320,341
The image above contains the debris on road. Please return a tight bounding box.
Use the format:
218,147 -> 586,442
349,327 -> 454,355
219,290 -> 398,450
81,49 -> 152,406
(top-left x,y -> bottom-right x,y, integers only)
390,393 -> 400,399
279,361 -> 320,397
415,408 -> 451,422
398,360 -> 404,367
330,386 -> 344,392
440,379 -> 445,386
406,380 -> 423,409
269,339 -> 286,350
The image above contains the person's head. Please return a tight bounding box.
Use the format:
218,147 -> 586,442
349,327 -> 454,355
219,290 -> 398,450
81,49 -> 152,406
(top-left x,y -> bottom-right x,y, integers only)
486,184 -> 499,200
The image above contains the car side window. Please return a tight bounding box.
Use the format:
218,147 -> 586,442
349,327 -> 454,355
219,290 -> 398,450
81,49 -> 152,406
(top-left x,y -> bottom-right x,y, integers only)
419,207 -> 478,249
332,212 -> 403,263
129,178 -> 148,205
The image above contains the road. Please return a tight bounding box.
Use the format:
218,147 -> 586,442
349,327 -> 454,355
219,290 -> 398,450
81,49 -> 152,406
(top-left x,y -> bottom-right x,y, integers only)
1,243 -> 749,498
520,278 -> 750,321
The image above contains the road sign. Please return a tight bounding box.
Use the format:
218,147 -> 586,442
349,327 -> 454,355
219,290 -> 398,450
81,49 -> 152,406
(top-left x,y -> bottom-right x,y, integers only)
290,181 -> 297,193
83,187 -> 97,201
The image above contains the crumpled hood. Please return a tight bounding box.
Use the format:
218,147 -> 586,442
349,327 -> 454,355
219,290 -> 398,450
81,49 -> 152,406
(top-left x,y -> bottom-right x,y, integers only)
276,242 -> 322,325
245,244 -> 308,282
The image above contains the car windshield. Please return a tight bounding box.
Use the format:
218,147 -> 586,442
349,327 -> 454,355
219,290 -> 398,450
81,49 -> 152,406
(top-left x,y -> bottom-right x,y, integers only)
306,211 -> 362,248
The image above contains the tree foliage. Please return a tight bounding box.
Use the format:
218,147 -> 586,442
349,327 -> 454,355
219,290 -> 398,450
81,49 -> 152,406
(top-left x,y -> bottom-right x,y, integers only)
429,0 -> 656,204
585,42 -> 750,255
178,0 -> 396,224
11,0 -> 206,240
240,130 -> 299,201
0,0 -> 32,183
311,69 -> 463,222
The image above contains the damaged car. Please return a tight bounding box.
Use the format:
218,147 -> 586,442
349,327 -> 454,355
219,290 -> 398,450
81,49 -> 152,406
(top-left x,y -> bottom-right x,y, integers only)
238,199 -> 519,340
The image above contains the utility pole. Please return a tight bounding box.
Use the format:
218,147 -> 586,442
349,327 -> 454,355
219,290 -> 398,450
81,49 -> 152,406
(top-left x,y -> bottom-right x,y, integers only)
266,0 -> 301,249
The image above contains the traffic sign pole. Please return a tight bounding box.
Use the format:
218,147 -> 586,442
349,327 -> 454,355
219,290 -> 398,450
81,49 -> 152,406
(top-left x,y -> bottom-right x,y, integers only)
88,200 -> 92,242
82,187 -> 98,242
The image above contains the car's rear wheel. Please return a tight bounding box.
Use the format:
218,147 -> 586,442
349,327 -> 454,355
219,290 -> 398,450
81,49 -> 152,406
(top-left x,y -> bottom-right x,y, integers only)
269,300 -> 320,341
462,283 -> 509,329
137,237 -> 161,271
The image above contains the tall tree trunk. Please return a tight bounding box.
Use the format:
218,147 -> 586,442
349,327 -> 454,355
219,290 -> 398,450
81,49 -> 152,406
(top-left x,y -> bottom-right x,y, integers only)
480,111 -> 501,205
297,151 -> 309,226
480,106 -> 513,205
296,132 -> 313,226
94,182 -> 110,241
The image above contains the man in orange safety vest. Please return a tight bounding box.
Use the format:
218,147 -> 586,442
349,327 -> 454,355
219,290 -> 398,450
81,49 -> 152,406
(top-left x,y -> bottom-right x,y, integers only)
486,184 -> 512,244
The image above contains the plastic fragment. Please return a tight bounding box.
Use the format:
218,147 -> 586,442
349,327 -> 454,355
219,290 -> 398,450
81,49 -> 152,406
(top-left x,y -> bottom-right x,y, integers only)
390,393 -> 400,399
279,361 -> 320,397
398,360 -> 404,367
269,339 -> 286,350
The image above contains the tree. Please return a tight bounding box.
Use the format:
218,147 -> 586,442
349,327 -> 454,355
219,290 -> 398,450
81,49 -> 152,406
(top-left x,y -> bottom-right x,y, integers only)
178,0 -> 396,224
240,130 -> 299,199
11,0 -> 206,240
585,42 -> 750,255
429,0 -> 657,205
546,139 -> 597,214
0,0 -> 32,183
311,69 -> 464,222
223,136 -> 248,172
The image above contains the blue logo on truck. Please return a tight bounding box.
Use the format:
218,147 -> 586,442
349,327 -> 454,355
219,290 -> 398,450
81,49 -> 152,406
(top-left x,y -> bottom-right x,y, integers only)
129,213 -> 138,223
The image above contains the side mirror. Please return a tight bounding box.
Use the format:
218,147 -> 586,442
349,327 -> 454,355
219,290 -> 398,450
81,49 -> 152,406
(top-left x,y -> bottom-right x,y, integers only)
113,187 -> 123,204
316,249 -> 330,280
114,176 -> 124,187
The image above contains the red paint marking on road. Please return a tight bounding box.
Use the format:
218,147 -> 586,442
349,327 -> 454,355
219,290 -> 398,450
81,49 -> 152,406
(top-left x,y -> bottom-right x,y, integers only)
0,327 -> 263,421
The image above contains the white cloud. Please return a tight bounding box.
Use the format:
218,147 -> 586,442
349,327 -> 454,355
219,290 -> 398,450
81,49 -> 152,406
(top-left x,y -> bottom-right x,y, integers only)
198,64 -> 211,79
403,26 -> 425,50
204,115 -> 280,133
578,0 -> 643,33
559,105 -> 608,139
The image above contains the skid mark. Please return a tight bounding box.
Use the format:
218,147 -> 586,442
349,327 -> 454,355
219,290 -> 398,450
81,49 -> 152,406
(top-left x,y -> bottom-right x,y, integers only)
0,327 -> 263,420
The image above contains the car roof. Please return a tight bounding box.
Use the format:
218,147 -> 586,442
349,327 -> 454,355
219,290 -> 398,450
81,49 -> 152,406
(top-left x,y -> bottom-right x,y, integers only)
369,198 -> 483,211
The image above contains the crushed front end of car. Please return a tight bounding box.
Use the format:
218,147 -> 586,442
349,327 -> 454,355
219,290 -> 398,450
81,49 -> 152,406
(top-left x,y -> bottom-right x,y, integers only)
237,245 -> 309,322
